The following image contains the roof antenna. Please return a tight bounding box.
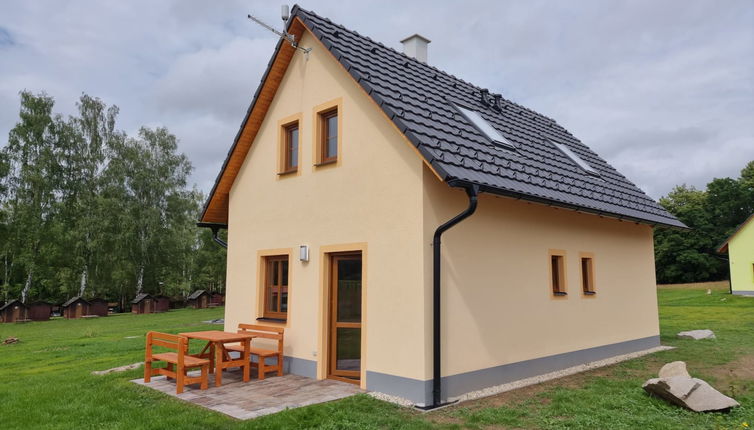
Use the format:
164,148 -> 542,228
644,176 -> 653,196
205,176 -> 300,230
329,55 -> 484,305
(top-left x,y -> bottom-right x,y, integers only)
247,5 -> 312,58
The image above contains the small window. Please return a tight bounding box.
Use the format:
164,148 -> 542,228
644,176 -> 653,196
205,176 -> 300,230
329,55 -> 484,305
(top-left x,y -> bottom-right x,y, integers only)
550,252 -> 566,296
282,122 -> 299,173
264,255 -> 289,319
455,104 -> 514,149
581,256 -> 595,295
554,142 -> 599,176
320,108 -> 338,163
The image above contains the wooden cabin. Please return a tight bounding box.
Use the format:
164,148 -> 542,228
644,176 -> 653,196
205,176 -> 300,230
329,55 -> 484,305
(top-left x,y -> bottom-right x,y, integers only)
0,300 -> 28,323
154,295 -> 170,313
210,293 -> 225,306
131,293 -> 155,314
62,297 -> 89,319
187,290 -> 209,309
88,298 -> 109,317
28,301 -> 52,321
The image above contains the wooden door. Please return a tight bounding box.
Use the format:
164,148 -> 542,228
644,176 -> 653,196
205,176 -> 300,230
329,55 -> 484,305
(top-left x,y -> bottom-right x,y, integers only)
75,303 -> 83,318
328,252 -> 362,383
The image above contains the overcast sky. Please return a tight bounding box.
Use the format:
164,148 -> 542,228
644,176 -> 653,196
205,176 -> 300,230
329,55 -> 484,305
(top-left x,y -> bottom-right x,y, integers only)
1,0 -> 752,199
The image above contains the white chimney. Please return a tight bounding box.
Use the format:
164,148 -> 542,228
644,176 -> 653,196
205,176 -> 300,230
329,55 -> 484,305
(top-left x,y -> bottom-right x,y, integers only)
401,34 -> 431,63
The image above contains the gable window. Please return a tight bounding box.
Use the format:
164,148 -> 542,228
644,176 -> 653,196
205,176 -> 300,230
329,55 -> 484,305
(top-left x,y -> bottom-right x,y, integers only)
320,108 -> 338,163
549,250 -> 567,296
277,114 -> 302,177
283,122 -> 299,173
580,254 -> 596,295
454,104 -> 514,149
263,255 -> 289,319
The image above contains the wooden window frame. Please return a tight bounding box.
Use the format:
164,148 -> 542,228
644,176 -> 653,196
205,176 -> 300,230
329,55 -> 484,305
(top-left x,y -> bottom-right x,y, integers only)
277,113 -> 302,177
548,249 -> 567,297
580,252 -> 596,296
313,98 -> 342,168
262,255 -> 290,320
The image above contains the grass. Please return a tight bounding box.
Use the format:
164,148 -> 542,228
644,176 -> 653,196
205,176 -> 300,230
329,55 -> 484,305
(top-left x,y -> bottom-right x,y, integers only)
1,287 -> 752,429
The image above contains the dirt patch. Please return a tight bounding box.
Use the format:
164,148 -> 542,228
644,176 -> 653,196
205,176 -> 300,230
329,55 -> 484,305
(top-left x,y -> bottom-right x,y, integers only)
701,354 -> 754,396
657,280 -> 729,290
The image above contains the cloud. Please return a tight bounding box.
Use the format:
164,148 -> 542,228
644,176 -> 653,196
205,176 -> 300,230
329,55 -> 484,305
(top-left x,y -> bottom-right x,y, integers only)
0,0 -> 751,200
152,36 -> 275,119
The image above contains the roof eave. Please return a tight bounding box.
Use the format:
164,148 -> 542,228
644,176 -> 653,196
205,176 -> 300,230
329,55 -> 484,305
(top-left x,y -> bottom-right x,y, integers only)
445,179 -> 688,230
199,7 -> 306,224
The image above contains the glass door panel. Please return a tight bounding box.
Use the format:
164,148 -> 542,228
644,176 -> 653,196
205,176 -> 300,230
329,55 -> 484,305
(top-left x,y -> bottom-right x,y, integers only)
329,253 -> 362,382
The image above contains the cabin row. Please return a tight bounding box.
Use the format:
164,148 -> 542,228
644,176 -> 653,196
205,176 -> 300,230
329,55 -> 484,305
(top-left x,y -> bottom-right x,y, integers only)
0,291 -> 225,322
131,290 -> 224,314
0,290 -> 225,323
0,297 -> 107,323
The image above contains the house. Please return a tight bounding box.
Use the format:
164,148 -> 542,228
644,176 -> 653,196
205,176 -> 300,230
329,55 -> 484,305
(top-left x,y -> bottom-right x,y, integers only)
88,298 -> 109,317
0,300 -> 28,323
154,295 -> 171,313
131,293 -> 155,314
197,6 -> 685,407
210,293 -> 225,306
62,297 -> 89,319
28,301 -> 52,321
717,213 -> 754,296
187,290 -> 210,309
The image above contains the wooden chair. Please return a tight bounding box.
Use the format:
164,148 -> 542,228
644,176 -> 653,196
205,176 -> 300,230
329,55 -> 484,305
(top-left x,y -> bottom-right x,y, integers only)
144,331 -> 210,394
225,324 -> 284,380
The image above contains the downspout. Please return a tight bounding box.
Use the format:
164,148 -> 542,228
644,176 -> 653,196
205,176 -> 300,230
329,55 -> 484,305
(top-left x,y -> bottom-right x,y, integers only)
426,182 -> 479,409
196,222 -> 228,249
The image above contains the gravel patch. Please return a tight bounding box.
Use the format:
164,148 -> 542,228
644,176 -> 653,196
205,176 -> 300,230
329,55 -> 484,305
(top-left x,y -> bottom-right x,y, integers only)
368,345 -> 673,408
367,391 -> 414,407
455,345 -> 673,403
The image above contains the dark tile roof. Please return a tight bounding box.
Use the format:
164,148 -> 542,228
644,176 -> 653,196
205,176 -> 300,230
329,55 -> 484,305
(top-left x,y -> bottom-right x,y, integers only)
132,293 -> 152,304
62,296 -> 88,307
188,290 -> 207,300
0,299 -> 25,311
290,6 -> 685,228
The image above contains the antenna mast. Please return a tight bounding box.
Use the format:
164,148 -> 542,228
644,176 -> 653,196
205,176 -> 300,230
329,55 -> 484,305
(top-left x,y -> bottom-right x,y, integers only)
247,5 -> 311,55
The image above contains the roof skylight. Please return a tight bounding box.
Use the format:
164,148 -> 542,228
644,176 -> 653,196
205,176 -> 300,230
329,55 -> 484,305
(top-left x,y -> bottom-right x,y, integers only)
554,142 -> 599,175
455,105 -> 514,149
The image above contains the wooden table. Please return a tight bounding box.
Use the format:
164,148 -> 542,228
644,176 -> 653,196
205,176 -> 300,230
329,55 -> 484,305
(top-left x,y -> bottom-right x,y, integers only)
179,330 -> 256,387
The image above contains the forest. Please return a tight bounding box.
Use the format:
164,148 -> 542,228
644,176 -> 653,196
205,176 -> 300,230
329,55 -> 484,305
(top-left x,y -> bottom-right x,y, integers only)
0,91 -> 226,307
654,160 -> 754,284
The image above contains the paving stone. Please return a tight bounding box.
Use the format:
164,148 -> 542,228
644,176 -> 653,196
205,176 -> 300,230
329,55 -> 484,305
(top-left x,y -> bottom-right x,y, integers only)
132,371 -> 362,420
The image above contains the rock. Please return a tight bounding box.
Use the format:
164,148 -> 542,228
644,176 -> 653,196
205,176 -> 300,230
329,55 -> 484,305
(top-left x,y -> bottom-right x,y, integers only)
92,362 -> 143,375
643,376 -> 740,412
683,379 -> 740,412
658,361 -> 691,378
677,329 -> 716,340
2,336 -> 19,345
643,377 -> 699,401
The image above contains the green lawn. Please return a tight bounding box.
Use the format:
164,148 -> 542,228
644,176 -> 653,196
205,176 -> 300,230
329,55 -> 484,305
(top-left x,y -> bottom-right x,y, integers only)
1,288 -> 752,429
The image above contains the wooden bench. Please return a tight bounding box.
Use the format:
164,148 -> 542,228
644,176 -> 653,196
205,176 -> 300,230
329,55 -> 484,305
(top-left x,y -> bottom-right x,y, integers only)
144,331 -> 210,394
225,324 -> 284,380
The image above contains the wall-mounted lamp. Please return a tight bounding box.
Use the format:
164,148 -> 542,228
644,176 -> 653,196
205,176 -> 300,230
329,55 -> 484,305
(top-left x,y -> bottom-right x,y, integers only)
299,245 -> 309,262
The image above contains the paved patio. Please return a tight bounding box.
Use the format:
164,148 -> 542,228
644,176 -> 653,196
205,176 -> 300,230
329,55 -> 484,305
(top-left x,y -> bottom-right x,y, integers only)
132,369 -> 363,420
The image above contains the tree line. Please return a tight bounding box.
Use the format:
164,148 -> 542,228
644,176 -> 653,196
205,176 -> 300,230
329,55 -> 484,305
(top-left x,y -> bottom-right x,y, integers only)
654,161 -> 754,284
0,91 -> 226,306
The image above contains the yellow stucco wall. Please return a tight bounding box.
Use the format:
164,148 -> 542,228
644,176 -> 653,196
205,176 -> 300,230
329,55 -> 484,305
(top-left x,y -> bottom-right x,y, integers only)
224,30 -> 427,387
421,167 -> 660,378
728,218 -> 754,293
